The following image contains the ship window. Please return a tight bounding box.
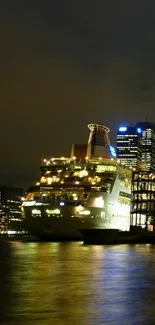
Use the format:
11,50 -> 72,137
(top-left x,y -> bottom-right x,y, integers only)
96,165 -> 116,173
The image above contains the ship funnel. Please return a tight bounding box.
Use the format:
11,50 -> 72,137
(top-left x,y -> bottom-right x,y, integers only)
87,123 -> 116,159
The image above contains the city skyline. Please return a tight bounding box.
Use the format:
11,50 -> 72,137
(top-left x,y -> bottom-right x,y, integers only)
1,1 -> 155,188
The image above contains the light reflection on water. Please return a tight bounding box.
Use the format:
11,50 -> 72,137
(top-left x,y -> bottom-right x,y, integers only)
1,240 -> 155,325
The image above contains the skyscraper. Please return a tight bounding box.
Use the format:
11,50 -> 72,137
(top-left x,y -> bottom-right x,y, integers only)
117,126 -> 142,168
117,122 -> 155,171
136,122 -> 155,171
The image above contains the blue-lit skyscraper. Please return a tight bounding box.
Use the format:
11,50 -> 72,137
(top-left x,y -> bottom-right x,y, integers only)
117,126 -> 142,168
117,122 -> 155,171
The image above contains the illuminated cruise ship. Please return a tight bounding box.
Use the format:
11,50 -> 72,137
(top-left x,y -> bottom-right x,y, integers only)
22,123 -> 132,240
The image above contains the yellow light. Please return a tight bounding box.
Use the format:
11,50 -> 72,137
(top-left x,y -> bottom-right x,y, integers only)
41,177 -> 46,183
79,170 -> 88,177
76,205 -> 83,212
75,181 -> 80,184
36,182 -> 40,186
46,209 -> 60,215
79,210 -> 90,215
22,201 -> 36,206
47,177 -> 52,185
95,197 -> 104,208
43,159 -> 47,162
73,156 -> 76,160
32,209 -> 41,215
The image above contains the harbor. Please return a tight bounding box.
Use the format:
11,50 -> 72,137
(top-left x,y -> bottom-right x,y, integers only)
1,239 -> 155,325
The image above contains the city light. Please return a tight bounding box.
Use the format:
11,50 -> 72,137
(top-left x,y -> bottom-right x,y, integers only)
59,202 -> 65,206
119,127 -> 127,132
136,127 -> 142,134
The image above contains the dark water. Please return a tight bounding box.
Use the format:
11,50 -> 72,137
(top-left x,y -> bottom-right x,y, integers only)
1,240 -> 155,325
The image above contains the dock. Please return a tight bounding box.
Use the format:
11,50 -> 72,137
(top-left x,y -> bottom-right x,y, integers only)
80,228 -> 155,245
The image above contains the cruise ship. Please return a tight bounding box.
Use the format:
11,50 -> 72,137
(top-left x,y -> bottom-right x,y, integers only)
22,124 -> 132,240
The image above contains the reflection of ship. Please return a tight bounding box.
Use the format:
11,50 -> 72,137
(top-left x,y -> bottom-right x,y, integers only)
22,123 -> 132,240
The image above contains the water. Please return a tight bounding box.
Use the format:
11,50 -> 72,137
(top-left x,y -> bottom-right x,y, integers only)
1,240 -> 155,325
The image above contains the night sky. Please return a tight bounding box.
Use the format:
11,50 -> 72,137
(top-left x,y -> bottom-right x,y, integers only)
1,0 -> 155,189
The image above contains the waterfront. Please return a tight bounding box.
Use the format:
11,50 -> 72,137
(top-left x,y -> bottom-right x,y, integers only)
1,241 -> 155,325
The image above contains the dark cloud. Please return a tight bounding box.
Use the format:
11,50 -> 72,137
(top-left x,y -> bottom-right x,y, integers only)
0,0 -> 155,188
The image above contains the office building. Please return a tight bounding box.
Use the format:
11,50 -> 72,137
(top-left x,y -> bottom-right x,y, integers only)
117,121 -> 155,171
136,122 -> 155,171
0,186 -> 23,233
117,126 -> 142,168
130,170 -> 155,231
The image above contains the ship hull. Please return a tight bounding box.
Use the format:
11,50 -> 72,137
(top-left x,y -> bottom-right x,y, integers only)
24,216 -> 84,241
23,204 -> 106,240
23,204 -> 130,241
